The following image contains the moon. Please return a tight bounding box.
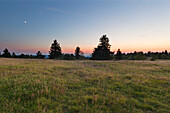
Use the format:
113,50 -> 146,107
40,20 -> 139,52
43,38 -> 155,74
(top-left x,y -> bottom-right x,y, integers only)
24,20 -> 27,24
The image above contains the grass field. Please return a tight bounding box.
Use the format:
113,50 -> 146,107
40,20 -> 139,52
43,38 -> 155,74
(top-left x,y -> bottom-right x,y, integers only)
0,58 -> 169,113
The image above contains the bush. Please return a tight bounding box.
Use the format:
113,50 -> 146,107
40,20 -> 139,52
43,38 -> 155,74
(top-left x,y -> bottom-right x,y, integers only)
158,54 -> 170,59
134,54 -> 147,60
63,54 -> 75,60
151,55 -> 158,61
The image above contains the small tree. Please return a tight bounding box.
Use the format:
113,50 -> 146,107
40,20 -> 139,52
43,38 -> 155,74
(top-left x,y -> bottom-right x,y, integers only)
165,50 -> 168,55
151,54 -> 158,61
147,51 -> 152,57
49,39 -> 62,59
20,53 -> 25,58
115,49 -> 122,60
12,52 -> 16,58
36,51 -> 45,59
2,48 -> 11,58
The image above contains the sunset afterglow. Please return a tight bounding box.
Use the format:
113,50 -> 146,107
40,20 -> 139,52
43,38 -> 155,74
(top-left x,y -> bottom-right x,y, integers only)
0,0 -> 170,55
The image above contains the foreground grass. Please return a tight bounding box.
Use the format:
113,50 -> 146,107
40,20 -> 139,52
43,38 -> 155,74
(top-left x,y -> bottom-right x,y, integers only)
0,58 -> 169,113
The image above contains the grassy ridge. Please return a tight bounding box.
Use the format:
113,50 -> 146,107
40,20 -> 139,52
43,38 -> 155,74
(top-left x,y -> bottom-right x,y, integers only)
0,58 -> 170,112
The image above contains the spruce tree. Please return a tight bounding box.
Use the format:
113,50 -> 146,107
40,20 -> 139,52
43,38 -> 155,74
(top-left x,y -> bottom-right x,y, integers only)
49,39 -> 62,59
2,48 -> 11,58
92,35 -> 112,60
75,46 -> 80,59
165,50 -> 168,55
12,52 -> 16,58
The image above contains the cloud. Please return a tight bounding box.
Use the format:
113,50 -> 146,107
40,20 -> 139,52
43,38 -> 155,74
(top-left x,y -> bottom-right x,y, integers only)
45,7 -> 85,16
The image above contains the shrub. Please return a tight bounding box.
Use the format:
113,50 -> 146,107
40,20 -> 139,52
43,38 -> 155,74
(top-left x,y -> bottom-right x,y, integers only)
63,54 -> 75,60
151,54 -> 158,61
134,53 -> 147,60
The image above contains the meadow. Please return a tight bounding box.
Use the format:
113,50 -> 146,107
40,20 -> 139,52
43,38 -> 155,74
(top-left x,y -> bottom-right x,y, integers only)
0,58 -> 169,113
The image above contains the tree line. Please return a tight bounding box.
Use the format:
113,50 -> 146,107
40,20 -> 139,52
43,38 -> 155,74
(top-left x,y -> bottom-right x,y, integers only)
0,35 -> 170,61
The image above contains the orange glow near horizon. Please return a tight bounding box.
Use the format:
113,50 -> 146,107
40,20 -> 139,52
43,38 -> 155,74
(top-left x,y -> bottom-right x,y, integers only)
16,47 -> 170,54
1,46 -> 170,55
112,46 -> 170,53
0,41 -> 169,55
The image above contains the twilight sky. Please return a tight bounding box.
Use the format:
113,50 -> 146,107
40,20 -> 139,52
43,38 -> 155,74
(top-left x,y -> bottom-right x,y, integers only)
0,0 -> 170,55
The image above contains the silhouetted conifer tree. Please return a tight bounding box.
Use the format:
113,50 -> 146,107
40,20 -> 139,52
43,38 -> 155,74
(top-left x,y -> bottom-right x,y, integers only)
12,52 -> 16,58
116,49 -> 122,60
36,51 -> 45,59
92,35 -> 112,60
134,51 -> 137,56
36,51 -> 42,56
147,51 -> 151,57
75,46 -> 80,59
49,39 -> 62,59
165,50 -> 168,55
20,53 -> 25,58
2,48 -> 11,57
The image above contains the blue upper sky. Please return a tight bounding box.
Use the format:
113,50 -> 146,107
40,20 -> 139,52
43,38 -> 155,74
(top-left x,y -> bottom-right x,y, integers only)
0,0 -> 170,54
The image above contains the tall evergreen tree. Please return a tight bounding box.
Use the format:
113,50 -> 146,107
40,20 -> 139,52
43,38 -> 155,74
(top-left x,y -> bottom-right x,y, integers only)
49,39 -> 62,59
75,46 -> 80,59
2,48 -> 11,58
92,35 -> 112,60
99,35 -> 111,49
165,50 -> 168,55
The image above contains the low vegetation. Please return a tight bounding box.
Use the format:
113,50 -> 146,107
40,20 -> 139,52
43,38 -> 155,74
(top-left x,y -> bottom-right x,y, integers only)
0,58 -> 169,112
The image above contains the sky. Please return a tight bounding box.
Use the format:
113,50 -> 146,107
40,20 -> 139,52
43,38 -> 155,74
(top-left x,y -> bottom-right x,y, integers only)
0,0 -> 170,55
